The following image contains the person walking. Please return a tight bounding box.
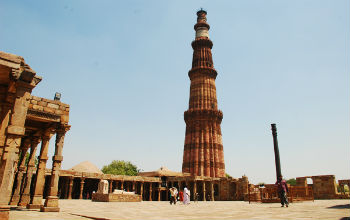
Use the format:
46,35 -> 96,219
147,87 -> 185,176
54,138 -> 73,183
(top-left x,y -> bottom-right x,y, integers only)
174,187 -> 178,203
183,185 -> 190,205
275,176 -> 289,207
169,187 -> 178,205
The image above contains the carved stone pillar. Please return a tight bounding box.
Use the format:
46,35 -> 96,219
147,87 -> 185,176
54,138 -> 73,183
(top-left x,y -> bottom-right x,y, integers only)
132,181 -> 135,192
41,125 -> 69,212
0,86 -> 32,205
67,177 -> 73,199
193,181 -> 197,201
210,181 -> 214,201
121,180 -> 124,190
203,181 -> 206,201
27,129 -> 54,209
18,137 -> 41,206
0,103 -> 12,160
140,182 -> 144,200
9,139 -> 31,205
79,178 -> 85,200
149,183 -> 152,201
158,183 -> 161,201
166,188 -> 169,201
109,180 -> 113,193
64,178 -> 69,199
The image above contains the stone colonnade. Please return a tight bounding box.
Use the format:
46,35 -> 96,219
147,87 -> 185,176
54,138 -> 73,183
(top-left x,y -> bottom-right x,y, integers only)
6,125 -> 70,212
0,51 -> 70,219
57,176 -> 223,202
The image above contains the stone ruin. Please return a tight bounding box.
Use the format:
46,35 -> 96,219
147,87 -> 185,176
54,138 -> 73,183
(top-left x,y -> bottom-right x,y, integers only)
92,179 -> 141,202
96,180 -> 109,194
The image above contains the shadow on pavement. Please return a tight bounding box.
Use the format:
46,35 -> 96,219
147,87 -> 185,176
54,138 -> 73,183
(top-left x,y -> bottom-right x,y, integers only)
327,204 -> 350,209
68,213 -> 111,220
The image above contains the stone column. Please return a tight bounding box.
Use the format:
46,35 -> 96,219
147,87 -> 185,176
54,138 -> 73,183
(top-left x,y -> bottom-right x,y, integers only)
193,181 -> 197,201
27,129 -> 54,209
9,139 -> 31,205
0,103 -> 12,160
210,181 -> 214,201
132,181 -> 135,192
203,181 -> 206,201
0,86 -> 32,205
158,183 -> 161,201
67,177 -> 73,199
149,183 -> 152,201
42,125 -> 69,212
140,182 -> 144,200
64,178 -> 69,199
121,180 -> 124,190
109,180 -> 113,193
125,181 -> 128,191
18,137 -> 41,206
79,178 -> 85,200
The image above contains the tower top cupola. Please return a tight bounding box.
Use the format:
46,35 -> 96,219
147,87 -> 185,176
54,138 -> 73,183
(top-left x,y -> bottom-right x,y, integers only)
194,8 -> 210,39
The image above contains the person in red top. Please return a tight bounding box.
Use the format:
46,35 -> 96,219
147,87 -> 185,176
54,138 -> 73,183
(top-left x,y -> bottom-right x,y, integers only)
275,176 -> 289,207
178,190 -> 184,202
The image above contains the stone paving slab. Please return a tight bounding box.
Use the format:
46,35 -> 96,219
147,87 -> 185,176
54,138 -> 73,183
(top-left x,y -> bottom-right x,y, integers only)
9,199 -> 350,220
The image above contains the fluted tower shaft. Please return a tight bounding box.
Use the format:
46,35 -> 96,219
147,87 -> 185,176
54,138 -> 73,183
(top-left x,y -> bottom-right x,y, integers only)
182,10 -> 225,178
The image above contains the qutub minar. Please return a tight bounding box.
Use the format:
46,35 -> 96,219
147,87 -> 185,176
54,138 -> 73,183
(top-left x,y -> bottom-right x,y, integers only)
182,9 -> 225,178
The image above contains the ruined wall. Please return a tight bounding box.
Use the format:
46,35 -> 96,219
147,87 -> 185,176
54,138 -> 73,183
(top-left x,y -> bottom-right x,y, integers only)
296,175 -> 339,199
296,177 -> 307,187
236,176 -> 249,201
29,96 -> 70,124
311,175 -> 338,199
218,179 -> 231,200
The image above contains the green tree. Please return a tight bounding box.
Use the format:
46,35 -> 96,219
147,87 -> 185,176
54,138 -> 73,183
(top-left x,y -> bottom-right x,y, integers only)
225,173 -> 232,178
286,178 -> 296,186
102,160 -> 139,176
18,152 -> 38,167
24,152 -> 38,167
337,184 -> 349,193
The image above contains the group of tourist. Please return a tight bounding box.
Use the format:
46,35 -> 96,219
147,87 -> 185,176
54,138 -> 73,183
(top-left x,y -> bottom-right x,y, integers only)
169,185 -> 191,205
168,178 -> 288,207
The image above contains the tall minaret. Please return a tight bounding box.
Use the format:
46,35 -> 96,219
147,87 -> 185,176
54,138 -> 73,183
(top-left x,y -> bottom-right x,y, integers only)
182,10 -> 225,178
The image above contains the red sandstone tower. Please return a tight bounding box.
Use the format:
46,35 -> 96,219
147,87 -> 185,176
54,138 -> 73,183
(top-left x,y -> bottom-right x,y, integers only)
182,10 -> 225,178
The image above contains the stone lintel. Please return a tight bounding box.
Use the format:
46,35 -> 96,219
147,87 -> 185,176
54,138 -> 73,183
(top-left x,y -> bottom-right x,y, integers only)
6,125 -> 25,136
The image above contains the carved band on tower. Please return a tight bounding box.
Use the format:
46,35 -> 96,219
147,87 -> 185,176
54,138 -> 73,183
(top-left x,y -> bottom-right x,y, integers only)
182,10 -> 225,178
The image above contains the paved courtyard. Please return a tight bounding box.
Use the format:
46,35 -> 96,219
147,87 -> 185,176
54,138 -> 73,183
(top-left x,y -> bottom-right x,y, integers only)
9,199 -> 349,220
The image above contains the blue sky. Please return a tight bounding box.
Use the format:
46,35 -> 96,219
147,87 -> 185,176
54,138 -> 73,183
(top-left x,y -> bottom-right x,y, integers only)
1,0 -> 349,184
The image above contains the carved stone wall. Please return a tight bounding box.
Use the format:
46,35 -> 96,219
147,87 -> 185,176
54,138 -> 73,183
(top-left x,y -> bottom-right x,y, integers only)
28,96 -> 70,123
